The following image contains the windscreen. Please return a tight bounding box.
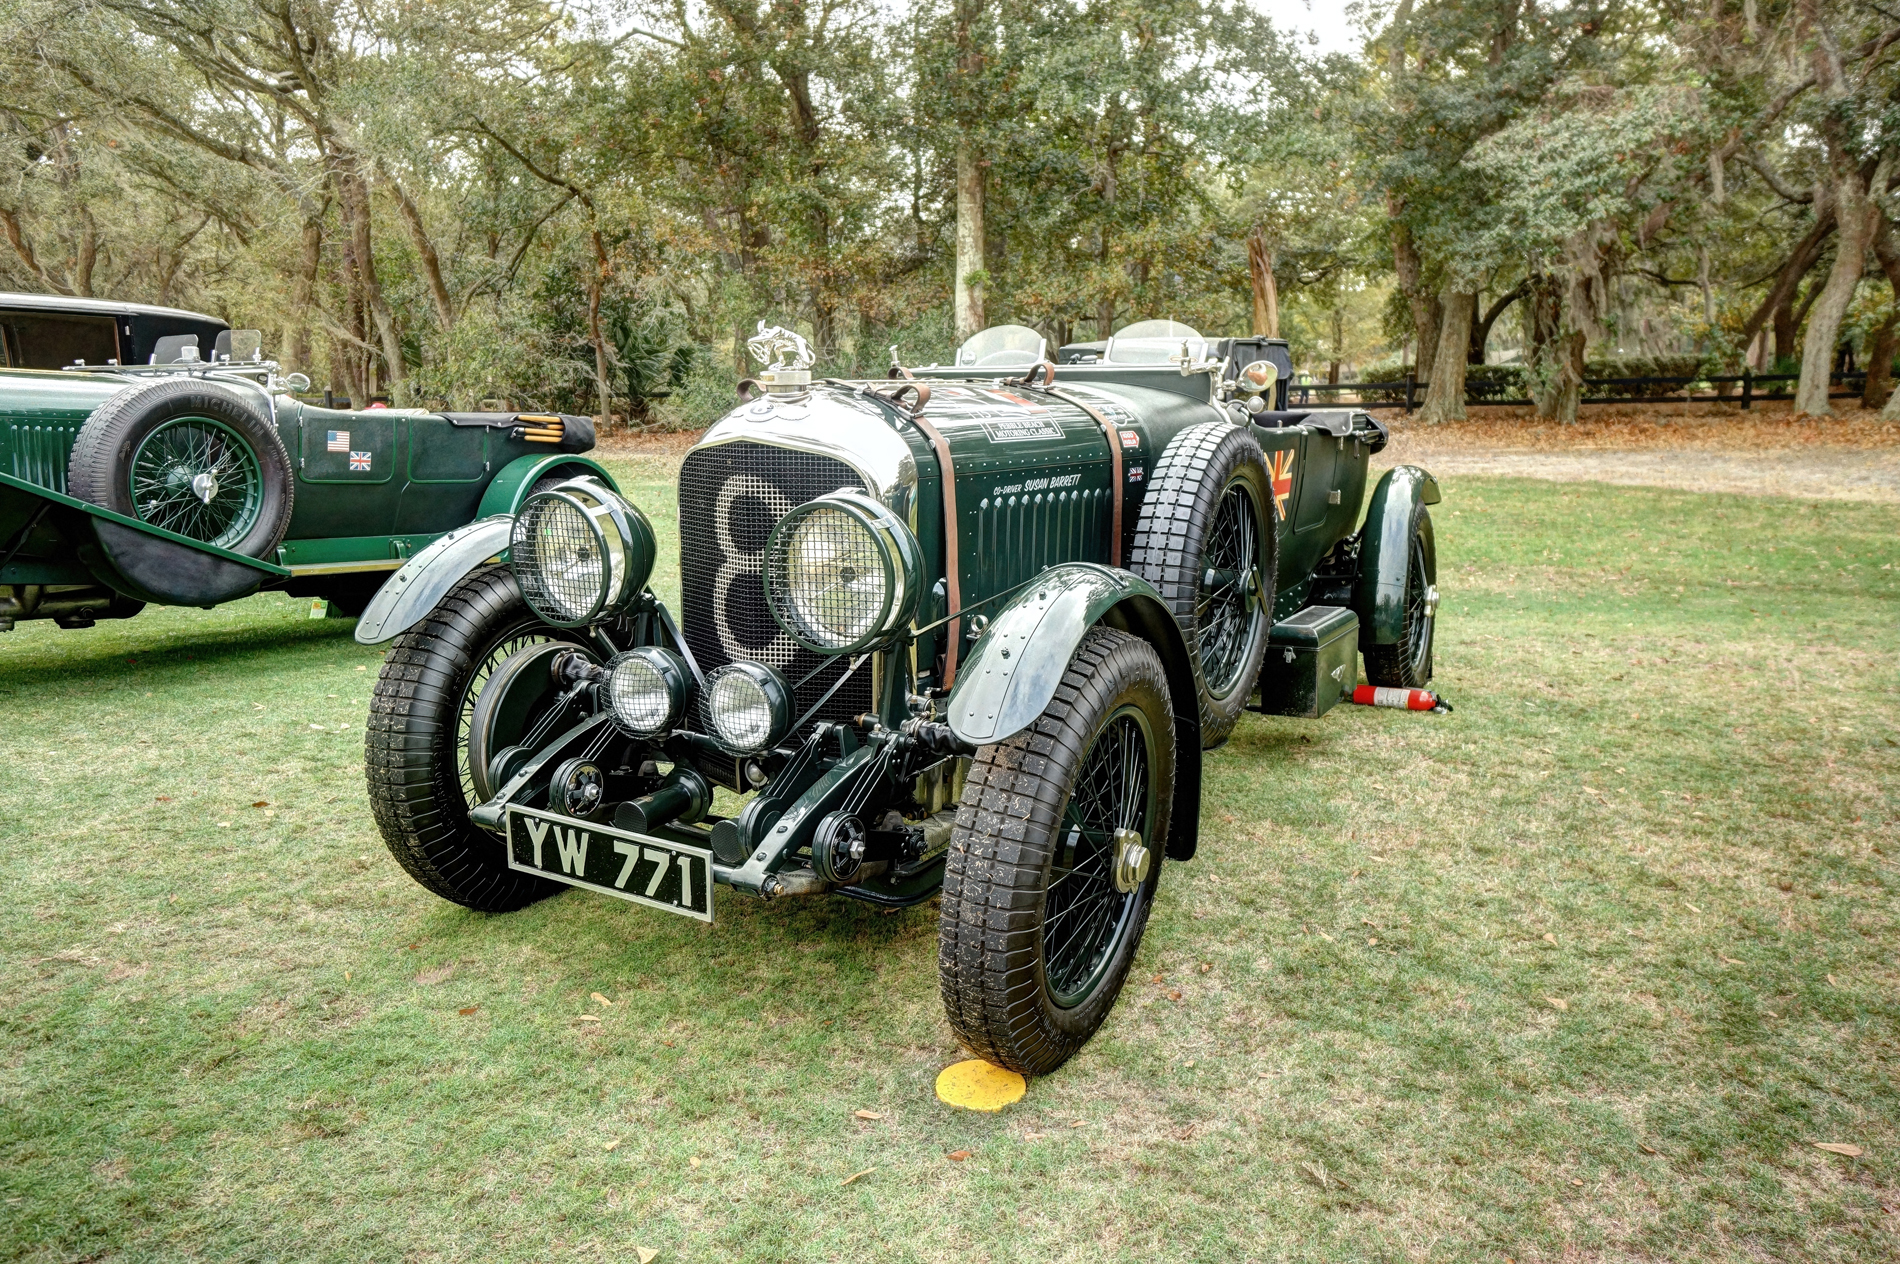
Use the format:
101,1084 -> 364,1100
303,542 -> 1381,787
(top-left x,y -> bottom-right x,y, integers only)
1104,319 -> 1208,366
955,324 -> 1047,368
0,313 -> 119,369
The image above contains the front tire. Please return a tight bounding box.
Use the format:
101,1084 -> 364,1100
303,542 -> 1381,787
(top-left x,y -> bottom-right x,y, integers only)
938,627 -> 1175,1075
365,565 -> 585,911
1362,505 -> 1437,687
1130,421 -> 1275,749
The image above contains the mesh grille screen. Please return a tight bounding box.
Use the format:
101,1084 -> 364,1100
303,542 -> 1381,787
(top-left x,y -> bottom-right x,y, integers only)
765,505 -> 887,649
512,494 -> 602,623
678,441 -> 872,728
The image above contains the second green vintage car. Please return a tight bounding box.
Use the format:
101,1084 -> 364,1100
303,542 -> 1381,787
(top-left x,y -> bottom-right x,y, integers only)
0,298 -> 616,633
358,320 -> 1441,1074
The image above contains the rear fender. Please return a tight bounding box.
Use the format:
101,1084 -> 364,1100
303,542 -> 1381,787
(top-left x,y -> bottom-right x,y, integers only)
1354,465 -> 1440,646
477,454 -> 621,518
946,562 -> 1203,860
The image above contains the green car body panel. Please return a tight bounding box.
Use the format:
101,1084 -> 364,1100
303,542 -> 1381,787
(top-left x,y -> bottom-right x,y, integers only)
0,363 -> 611,629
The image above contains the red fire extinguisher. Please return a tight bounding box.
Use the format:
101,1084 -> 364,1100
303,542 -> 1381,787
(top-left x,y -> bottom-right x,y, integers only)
1349,685 -> 1452,713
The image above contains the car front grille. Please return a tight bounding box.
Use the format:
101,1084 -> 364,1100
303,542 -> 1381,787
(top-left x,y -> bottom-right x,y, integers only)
677,440 -> 873,730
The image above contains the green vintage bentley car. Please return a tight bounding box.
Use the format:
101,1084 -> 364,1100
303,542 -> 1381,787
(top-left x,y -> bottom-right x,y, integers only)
0,299 -> 614,632
358,320 -> 1441,1074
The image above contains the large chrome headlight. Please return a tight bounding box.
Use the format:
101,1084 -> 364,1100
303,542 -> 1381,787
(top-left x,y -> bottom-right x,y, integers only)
604,647 -> 692,738
510,478 -> 655,628
702,661 -> 794,755
763,490 -> 922,654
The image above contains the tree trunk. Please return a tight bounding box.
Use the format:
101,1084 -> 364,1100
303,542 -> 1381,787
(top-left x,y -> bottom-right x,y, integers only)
1417,290 -> 1475,423
1391,216 -> 1437,380
1527,270 -> 1581,421
337,163 -> 405,397
1247,226 -> 1278,337
1862,315 -> 1895,409
586,244 -> 611,424
1797,168 -> 1882,416
289,217 -> 322,373
955,138 -> 985,341
388,171 -> 454,333
1469,281 -> 1526,364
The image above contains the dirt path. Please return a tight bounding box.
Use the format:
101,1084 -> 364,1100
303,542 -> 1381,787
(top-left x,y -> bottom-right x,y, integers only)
1374,403 -> 1900,502
600,401 -> 1900,502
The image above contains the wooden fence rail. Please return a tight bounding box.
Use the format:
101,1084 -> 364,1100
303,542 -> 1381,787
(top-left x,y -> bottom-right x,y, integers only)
1287,370 -> 1871,412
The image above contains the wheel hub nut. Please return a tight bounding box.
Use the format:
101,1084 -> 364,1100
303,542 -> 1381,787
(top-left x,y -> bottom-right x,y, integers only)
1112,828 -> 1150,894
190,472 -> 219,504
1423,584 -> 1440,618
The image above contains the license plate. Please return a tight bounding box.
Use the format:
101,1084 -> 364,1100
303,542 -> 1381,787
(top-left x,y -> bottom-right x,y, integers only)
504,806 -> 713,922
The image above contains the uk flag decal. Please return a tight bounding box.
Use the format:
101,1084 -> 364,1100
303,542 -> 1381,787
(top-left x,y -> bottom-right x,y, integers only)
1267,450 -> 1296,520
348,450 -> 372,472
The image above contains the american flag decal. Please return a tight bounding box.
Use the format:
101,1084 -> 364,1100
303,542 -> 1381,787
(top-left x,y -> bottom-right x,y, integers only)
348,450 -> 372,472
1267,450 -> 1296,520
326,430 -> 350,452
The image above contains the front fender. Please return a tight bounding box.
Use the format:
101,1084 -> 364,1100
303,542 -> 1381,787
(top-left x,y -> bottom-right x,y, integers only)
1353,465 -> 1440,646
947,562 -> 1204,861
477,454 -> 621,518
352,516 -> 513,645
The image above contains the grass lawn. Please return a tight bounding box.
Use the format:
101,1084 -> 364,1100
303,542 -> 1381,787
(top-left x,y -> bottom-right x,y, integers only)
2,462 -> 1896,1262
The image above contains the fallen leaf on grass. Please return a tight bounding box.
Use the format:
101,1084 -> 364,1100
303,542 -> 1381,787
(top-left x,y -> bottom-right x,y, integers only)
1813,1142 -> 1864,1157
1023,1132 -> 1045,1141
689,1157 -> 701,1169
603,1139 -> 620,1151
1720,956 -> 1743,965
1827,974 -> 1838,986
415,963 -> 454,985
155,796 -> 171,802
591,992 -> 615,1007
1570,1179 -> 1584,1187
251,801 -> 269,808
1542,933 -> 1557,945
1639,1144 -> 1660,1155
853,1110 -> 882,1121
575,1014 -> 601,1023
1546,997 -> 1569,1011
1367,937 -> 1378,946
946,1150 -> 972,1161
1683,902 -> 1703,913
841,1168 -> 874,1185
636,1249 -> 659,1264
458,1006 -> 478,1016
343,971 -> 350,982
1198,961 -> 1212,973
1167,990 -> 1182,1001
1070,1121 -> 1088,1129
1316,931 -> 1335,942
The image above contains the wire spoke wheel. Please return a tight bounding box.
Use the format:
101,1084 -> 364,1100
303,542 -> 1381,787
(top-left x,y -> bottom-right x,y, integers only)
1400,532 -> 1433,678
1194,481 -> 1262,697
1044,707 -> 1153,1007
939,626 -> 1176,1074
1363,502 -> 1437,689
127,415 -> 263,548
453,624 -> 571,812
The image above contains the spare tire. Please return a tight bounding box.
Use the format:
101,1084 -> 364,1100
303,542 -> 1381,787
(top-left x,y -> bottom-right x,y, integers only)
68,378 -> 293,559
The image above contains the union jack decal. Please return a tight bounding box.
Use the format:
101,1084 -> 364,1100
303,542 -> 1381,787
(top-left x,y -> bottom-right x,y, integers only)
1267,449 -> 1296,520
348,450 -> 372,472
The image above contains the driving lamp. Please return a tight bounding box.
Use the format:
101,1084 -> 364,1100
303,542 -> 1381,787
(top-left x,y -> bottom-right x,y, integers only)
763,489 -> 922,654
701,661 -> 794,755
603,647 -> 693,737
510,477 -> 655,627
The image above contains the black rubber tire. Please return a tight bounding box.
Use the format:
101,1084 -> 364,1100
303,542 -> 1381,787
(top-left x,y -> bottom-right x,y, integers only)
67,378 -> 293,557
1363,505 -> 1437,688
365,564 -> 585,911
1129,421 -> 1275,749
938,626 -> 1175,1075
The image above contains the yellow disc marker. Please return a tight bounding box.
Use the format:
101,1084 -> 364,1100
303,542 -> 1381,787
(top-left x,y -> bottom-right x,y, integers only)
935,1059 -> 1027,1111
